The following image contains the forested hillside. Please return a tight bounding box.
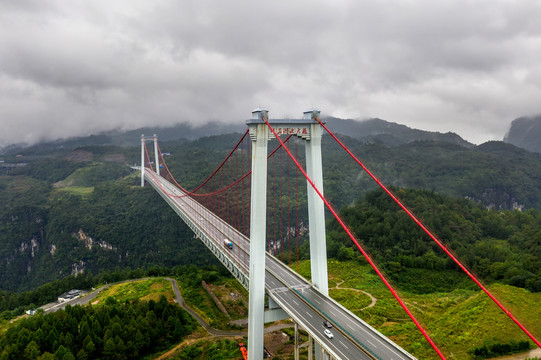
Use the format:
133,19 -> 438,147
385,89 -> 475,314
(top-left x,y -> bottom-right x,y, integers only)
327,188 -> 541,293
1,130 -> 541,294
0,296 -> 197,359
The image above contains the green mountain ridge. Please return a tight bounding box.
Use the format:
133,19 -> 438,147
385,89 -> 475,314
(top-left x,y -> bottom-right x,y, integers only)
1,116 -> 471,156
0,131 -> 540,296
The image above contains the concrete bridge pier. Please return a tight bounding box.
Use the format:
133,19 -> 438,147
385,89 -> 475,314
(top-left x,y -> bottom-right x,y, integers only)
247,109 -> 269,360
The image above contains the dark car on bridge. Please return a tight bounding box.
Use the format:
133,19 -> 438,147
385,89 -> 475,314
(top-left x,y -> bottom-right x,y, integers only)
323,320 -> 332,329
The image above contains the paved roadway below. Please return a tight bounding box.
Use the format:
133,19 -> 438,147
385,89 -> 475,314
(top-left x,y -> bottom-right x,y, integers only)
147,170 -> 416,360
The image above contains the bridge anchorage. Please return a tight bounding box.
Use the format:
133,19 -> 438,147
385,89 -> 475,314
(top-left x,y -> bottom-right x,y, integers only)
139,110 -> 419,360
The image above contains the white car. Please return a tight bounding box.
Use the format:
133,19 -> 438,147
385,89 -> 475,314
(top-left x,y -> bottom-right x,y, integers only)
324,329 -> 334,339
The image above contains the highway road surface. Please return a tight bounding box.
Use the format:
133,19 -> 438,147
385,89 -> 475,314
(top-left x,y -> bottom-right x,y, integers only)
146,168 -> 416,360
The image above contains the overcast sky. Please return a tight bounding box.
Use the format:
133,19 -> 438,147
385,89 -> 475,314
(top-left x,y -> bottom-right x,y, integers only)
1,0 -> 540,147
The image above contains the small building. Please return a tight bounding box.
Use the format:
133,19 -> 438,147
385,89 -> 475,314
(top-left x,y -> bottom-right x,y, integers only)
25,309 -> 37,315
58,289 -> 82,303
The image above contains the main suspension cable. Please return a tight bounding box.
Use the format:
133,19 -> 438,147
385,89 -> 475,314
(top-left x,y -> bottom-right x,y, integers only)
314,117 -> 541,349
155,134 -> 293,199
262,116 -> 447,360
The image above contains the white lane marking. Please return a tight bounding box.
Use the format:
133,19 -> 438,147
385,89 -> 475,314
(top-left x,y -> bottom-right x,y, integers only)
310,292 -> 407,359
305,311 -> 313,318
339,340 -> 349,349
366,340 -> 377,348
272,294 -> 356,360
312,297 -> 322,304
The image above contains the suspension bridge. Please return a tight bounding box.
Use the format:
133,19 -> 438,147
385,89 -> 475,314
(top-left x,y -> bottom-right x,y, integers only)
138,109 -> 540,360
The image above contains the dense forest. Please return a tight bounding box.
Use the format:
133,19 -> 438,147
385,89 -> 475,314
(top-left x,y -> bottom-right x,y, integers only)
0,296 -> 197,359
326,188 -> 541,293
1,129 -> 541,294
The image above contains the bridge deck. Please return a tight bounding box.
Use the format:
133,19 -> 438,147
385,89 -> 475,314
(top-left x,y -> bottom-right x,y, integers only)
144,168 -> 416,360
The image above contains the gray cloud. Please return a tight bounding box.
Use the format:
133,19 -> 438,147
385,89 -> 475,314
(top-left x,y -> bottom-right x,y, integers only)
1,0 -> 540,147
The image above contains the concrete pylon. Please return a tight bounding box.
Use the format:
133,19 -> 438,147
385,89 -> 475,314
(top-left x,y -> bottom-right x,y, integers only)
303,109 -> 328,360
153,134 -> 160,176
303,109 -> 328,296
247,109 -> 269,360
141,134 -> 145,187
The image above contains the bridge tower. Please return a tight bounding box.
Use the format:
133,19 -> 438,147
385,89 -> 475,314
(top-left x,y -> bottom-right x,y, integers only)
247,109 -> 328,360
140,134 -> 160,186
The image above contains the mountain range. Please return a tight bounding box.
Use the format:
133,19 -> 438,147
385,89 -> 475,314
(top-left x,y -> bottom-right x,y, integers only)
3,113 -> 541,156
1,114 -> 541,292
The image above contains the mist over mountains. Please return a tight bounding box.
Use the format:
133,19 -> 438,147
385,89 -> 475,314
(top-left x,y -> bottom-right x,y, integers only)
1,116 -> 474,156
4,113 -> 540,157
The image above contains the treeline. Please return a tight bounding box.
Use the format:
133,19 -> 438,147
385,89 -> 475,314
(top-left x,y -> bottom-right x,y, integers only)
327,188 -> 541,293
469,340 -> 530,359
0,296 -> 197,360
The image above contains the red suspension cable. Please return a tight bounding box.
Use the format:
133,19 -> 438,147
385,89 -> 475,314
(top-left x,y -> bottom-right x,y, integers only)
156,130 -> 249,196
314,117 -> 541,349
236,141 -> 240,231
287,151 -> 291,265
273,151 -> 278,255
262,116 -> 447,360
279,147 -> 284,261
295,139 -> 300,270
242,138 -> 246,236
144,142 -> 154,173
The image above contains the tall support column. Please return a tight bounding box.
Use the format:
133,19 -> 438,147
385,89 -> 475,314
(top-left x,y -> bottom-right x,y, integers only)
303,110 -> 329,296
308,335 -> 313,360
153,134 -> 160,176
247,109 -> 269,360
141,134 -> 145,187
304,109 -> 327,360
294,322 -> 299,360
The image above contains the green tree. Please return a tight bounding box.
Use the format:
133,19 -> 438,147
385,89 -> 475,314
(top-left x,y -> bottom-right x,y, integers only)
75,349 -> 88,360
54,345 -> 75,360
24,341 -> 41,360
36,353 -> 55,360
82,335 -> 95,356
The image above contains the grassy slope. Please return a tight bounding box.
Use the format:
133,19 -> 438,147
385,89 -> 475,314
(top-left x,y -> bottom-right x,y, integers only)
92,278 -> 175,305
51,186 -> 94,199
296,260 -> 541,360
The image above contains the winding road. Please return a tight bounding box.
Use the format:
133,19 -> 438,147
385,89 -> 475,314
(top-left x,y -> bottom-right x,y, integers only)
40,277 -> 289,338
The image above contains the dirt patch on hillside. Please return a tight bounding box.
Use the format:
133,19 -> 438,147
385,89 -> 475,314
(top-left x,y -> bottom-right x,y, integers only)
264,330 -> 292,358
